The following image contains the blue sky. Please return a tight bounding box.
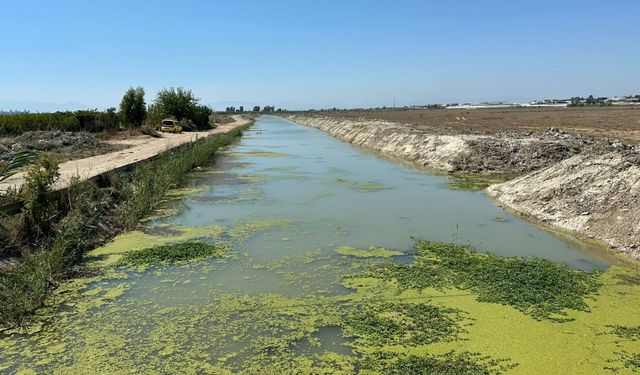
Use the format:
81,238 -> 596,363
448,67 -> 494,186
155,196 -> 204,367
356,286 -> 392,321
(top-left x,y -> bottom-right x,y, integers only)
1,0 -> 639,110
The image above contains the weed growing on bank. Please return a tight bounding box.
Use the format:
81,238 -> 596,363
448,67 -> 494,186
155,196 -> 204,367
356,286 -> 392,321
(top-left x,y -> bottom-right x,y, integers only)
120,241 -> 229,266
367,240 -> 601,321
0,122 -> 252,327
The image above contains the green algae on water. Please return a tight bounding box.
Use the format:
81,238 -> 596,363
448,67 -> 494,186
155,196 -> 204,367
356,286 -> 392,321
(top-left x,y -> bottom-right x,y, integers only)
226,151 -> 290,158
119,241 -> 230,266
447,175 -> 505,191
368,240 -> 600,321
333,178 -> 391,192
336,246 -> 403,258
2,253 -> 640,374
163,187 -> 204,199
84,219 -> 293,268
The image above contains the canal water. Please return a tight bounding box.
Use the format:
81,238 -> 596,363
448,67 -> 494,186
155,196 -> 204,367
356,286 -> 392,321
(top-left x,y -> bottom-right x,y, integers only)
0,115 -> 620,373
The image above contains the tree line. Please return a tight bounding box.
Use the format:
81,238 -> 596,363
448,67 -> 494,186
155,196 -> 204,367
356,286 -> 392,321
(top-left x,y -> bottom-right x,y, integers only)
223,105 -> 284,113
568,95 -> 613,107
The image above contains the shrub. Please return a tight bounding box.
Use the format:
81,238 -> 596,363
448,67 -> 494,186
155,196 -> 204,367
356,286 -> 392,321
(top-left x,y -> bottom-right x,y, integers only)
20,155 -> 60,241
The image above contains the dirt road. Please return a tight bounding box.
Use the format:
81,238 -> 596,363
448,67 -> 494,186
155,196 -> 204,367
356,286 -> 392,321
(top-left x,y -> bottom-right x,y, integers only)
0,115 -> 252,193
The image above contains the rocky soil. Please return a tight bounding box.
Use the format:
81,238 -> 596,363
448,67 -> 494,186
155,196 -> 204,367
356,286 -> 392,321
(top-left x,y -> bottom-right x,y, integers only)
287,114 -> 640,258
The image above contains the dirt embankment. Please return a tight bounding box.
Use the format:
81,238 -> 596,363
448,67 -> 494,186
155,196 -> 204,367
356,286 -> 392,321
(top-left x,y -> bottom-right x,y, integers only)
286,115 -> 593,175
286,114 -> 640,259
486,150 -> 640,258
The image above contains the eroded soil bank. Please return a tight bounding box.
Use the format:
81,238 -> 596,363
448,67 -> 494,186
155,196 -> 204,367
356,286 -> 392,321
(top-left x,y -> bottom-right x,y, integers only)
286,114 -> 640,258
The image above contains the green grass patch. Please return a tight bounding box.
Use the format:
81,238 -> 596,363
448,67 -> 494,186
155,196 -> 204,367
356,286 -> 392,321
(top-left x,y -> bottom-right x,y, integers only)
119,241 -> 229,266
368,240 -> 601,321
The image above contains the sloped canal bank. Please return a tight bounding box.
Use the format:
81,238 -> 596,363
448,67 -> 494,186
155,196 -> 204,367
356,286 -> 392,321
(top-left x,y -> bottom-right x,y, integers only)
1,116 -> 639,374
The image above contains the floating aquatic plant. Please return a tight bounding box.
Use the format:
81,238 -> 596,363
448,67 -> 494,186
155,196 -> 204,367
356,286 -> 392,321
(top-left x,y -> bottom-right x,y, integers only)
333,178 -> 390,192
336,246 -> 403,258
367,351 -> 516,375
368,240 -> 601,321
343,302 -> 466,346
119,241 -> 229,266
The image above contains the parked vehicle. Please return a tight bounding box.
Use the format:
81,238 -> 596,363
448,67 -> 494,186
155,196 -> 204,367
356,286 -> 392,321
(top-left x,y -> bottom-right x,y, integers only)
160,119 -> 182,133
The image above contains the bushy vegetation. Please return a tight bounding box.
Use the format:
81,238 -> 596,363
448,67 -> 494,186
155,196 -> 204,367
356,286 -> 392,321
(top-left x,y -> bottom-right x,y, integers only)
20,155 -> 60,241
149,87 -> 213,130
120,241 -> 228,266
0,109 -> 119,136
368,240 -> 600,321
0,122 -> 252,327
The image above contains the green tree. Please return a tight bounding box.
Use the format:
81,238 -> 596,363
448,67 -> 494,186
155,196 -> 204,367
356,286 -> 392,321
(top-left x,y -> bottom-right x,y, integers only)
119,87 -> 147,128
153,87 -> 198,121
190,105 -> 214,130
569,97 -> 583,107
239,105 -> 244,113
100,107 -> 119,132
252,106 -> 261,112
